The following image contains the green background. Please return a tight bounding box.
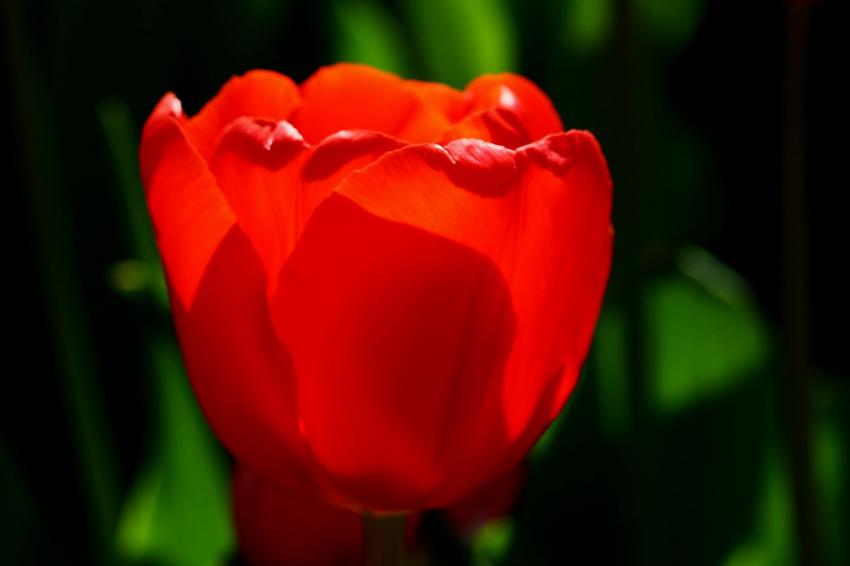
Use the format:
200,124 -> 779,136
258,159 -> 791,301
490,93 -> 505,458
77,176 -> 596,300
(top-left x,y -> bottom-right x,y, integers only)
2,0 -> 846,564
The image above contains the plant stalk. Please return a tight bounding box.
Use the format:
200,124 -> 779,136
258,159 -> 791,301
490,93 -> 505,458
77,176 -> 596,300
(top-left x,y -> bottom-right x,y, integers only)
363,513 -> 407,566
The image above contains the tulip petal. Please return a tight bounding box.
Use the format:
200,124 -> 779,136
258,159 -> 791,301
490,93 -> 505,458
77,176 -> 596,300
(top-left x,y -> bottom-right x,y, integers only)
467,74 -> 563,139
292,63 -> 455,144
271,132 -> 611,509
208,118 -> 309,287
442,74 -> 564,148
139,93 -> 236,310
185,70 -> 301,162
210,120 -> 406,287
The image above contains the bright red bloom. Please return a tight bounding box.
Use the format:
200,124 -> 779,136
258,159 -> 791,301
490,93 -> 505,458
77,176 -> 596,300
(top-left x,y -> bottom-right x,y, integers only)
140,64 -> 612,513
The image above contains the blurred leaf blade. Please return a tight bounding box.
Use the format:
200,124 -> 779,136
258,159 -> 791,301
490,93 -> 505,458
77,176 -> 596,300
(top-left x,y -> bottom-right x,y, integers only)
116,338 -> 234,566
407,0 -> 517,87
646,247 -> 770,414
722,441 -> 795,566
97,97 -> 168,307
561,0 -> 613,56
6,2 -> 120,561
636,0 -> 706,50
472,519 -> 514,566
330,0 -> 411,75
593,306 -> 631,439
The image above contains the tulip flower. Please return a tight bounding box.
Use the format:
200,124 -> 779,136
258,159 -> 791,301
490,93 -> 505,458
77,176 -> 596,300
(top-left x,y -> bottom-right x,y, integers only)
140,64 -> 612,517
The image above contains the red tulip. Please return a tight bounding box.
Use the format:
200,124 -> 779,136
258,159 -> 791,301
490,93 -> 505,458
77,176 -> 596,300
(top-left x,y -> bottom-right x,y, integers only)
140,63 -> 612,513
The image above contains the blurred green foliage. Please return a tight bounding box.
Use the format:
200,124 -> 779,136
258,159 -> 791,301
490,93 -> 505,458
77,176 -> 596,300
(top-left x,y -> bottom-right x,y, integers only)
3,0 -> 845,565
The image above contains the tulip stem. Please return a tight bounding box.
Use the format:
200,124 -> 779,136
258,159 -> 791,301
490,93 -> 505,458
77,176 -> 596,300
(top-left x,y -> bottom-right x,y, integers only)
363,513 -> 406,566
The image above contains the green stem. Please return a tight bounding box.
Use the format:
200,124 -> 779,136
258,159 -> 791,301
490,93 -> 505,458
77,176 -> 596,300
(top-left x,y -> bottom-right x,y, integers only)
363,513 -> 407,566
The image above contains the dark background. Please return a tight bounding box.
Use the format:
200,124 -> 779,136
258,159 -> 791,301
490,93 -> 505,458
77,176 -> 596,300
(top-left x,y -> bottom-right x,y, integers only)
2,0 -> 847,564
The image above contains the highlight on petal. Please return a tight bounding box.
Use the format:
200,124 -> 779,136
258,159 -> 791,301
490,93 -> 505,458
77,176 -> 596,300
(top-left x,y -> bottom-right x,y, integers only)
271,131 -> 611,509
442,73 -> 564,148
466,74 -> 564,141
139,93 -> 235,310
184,70 -> 301,162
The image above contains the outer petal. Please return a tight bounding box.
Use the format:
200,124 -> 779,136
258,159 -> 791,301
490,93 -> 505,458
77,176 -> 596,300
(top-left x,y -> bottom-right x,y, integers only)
292,64 -> 454,144
140,94 -> 313,495
139,93 -> 235,311
272,132 -> 612,510
233,466 -> 363,566
184,70 -> 301,162
272,192 -> 517,511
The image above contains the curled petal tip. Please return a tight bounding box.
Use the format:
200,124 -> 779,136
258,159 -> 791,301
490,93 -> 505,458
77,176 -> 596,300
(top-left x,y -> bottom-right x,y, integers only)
303,130 -> 405,180
215,117 -> 307,170
442,138 -> 520,196
519,130 -> 610,183
161,92 -> 183,118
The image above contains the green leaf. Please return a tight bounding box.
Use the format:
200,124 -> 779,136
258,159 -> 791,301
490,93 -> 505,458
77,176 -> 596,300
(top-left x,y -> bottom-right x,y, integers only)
593,306 -> 630,439
472,519 -> 514,566
97,98 -> 168,308
636,0 -> 706,51
407,0 -> 517,87
561,0 -> 613,56
645,247 -> 770,414
812,377 -> 850,566
330,0 -> 412,75
1,443 -> 56,563
116,338 -> 234,566
721,442 -> 795,566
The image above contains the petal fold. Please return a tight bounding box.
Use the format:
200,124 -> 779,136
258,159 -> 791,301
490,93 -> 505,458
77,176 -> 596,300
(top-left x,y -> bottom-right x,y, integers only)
185,70 -> 301,162
210,120 -> 408,290
139,93 -> 235,310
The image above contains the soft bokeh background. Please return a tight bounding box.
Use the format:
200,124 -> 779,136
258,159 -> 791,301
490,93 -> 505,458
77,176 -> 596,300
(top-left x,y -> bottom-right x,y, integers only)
2,0 -> 846,564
